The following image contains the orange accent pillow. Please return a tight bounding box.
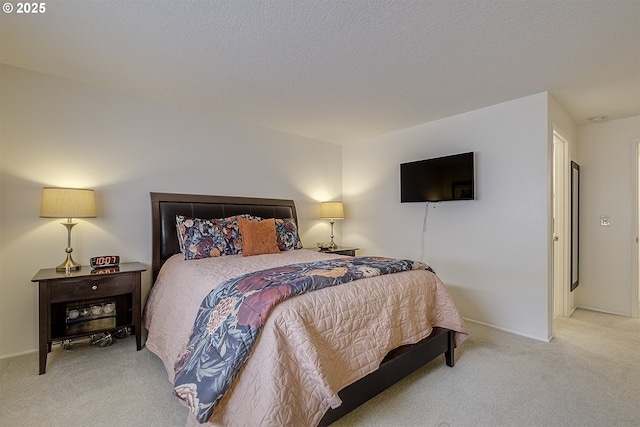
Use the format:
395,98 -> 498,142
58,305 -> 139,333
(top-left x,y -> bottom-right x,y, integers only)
238,217 -> 281,257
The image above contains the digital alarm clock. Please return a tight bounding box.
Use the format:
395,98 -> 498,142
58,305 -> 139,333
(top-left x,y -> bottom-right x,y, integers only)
90,255 -> 120,269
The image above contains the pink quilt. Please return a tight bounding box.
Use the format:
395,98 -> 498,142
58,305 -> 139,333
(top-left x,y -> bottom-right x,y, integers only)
143,249 -> 468,426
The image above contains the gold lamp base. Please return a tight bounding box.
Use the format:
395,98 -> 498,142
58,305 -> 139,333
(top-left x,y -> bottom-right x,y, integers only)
328,219 -> 337,249
55,221 -> 81,272
56,253 -> 81,272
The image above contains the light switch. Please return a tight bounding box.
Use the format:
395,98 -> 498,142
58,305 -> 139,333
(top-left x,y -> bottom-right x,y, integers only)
600,216 -> 611,226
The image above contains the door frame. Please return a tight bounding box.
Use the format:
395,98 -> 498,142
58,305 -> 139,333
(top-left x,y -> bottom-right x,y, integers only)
633,138 -> 639,318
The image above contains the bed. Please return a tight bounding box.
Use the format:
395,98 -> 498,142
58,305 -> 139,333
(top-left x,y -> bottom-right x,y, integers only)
144,192 -> 468,426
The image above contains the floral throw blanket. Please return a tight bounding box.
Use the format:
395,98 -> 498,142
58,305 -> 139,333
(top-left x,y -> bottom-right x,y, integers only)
172,256 -> 430,423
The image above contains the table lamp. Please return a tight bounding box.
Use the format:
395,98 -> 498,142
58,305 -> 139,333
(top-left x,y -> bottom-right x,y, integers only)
320,201 -> 344,249
40,187 -> 96,272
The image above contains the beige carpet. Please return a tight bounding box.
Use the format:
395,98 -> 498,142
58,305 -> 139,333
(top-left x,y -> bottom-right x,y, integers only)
1,308 -> 638,427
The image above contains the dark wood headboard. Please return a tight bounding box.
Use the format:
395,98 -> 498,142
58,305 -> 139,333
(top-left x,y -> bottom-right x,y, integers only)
150,192 -> 298,282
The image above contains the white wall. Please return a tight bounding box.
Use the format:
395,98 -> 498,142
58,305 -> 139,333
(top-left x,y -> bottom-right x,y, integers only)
577,115 -> 640,316
342,93 -> 552,341
0,65 -> 342,357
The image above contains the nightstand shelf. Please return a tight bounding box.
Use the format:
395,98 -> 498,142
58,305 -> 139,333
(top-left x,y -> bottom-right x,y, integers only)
317,246 -> 359,256
31,262 -> 146,374
49,293 -> 132,339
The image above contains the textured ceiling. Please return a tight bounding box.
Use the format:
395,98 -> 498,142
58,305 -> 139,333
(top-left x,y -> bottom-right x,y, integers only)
1,0 -> 638,144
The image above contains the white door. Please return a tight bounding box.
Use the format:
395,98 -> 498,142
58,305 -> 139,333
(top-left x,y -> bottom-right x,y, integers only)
553,127 -> 571,317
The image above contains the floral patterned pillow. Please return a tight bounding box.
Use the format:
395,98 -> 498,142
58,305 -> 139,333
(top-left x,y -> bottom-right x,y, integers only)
176,215 -> 226,260
220,216 -> 250,255
176,215 -> 255,260
275,218 -> 303,251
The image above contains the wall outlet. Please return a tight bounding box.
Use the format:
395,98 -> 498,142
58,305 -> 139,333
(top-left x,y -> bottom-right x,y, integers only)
600,216 -> 611,226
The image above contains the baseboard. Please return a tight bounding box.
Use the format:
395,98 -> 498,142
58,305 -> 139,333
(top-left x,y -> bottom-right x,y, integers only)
574,305 -> 631,317
461,317 -> 551,343
0,348 -> 37,360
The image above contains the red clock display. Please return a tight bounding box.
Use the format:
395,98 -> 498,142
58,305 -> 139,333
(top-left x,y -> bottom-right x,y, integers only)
90,255 -> 120,269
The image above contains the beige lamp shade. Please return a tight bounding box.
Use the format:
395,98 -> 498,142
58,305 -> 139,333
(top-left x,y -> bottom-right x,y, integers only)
320,202 -> 344,219
40,187 -> 96,218
40,187 -> 96,272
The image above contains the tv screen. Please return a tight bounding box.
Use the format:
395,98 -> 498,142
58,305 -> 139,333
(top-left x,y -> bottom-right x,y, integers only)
400,152 -> 475,202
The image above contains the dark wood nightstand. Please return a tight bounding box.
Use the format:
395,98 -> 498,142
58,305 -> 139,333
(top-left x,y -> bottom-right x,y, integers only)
317,246 -> 359,256
31,262 -> 146,374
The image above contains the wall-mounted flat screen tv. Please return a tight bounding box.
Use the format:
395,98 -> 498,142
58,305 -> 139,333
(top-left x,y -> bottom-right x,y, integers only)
400,152 -> 475,202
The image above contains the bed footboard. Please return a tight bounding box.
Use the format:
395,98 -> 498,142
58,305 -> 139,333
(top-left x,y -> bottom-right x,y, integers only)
318,327 -> 454,426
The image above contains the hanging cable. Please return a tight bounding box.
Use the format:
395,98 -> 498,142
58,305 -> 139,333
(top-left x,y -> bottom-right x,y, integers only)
420,202 -> 430,262
420,202 -> 440,262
